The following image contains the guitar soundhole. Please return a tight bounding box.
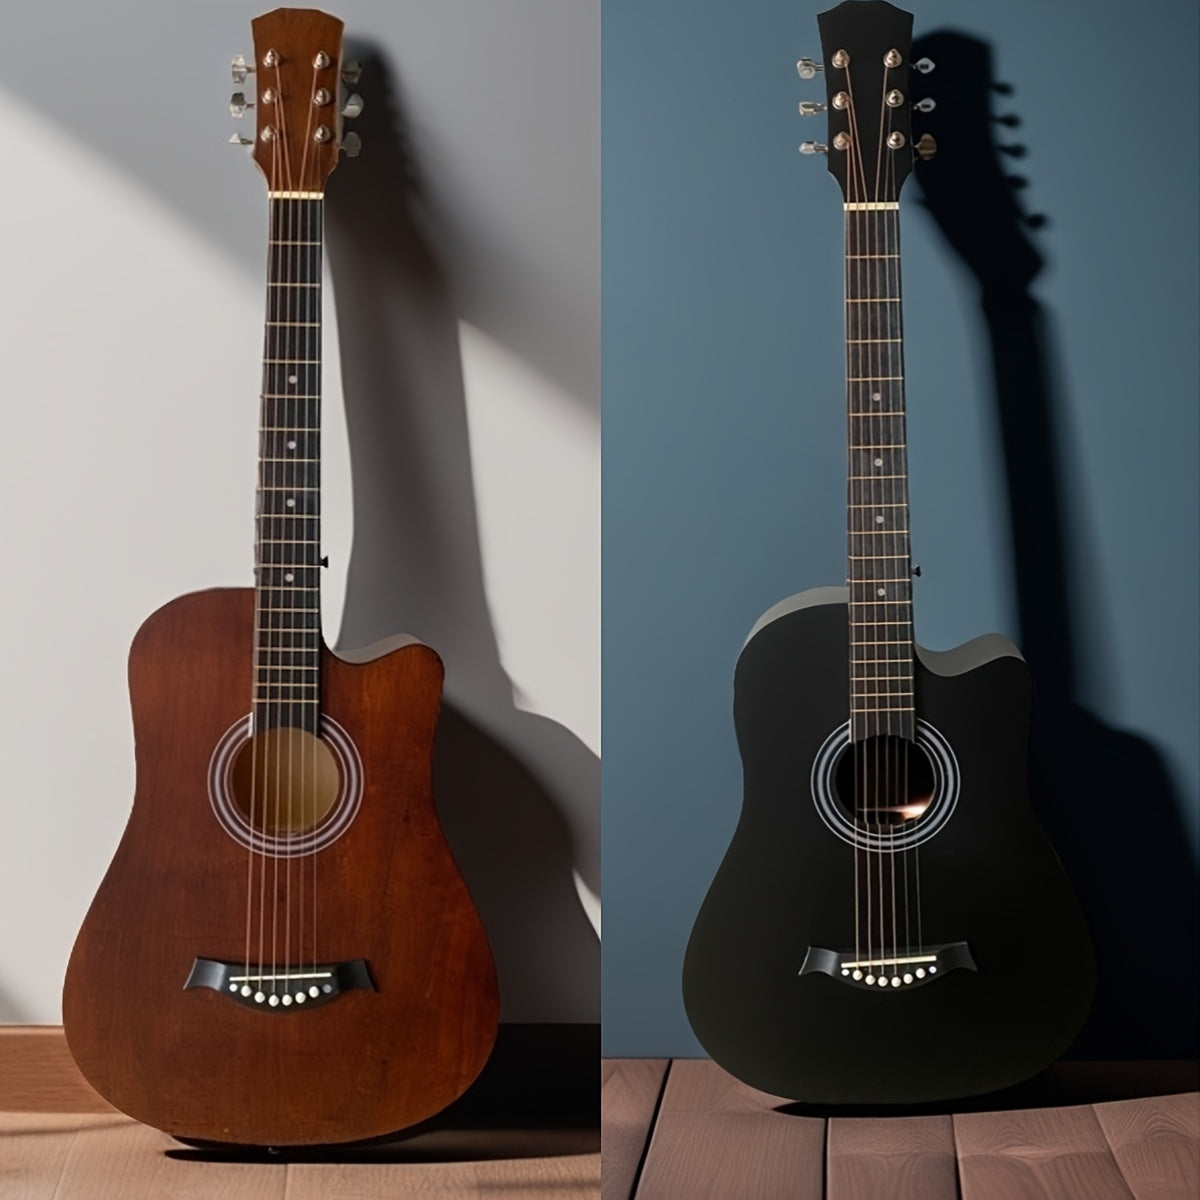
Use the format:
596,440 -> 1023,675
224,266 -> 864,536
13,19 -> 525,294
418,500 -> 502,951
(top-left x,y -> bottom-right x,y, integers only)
833,736 -> 935,828
228,727 -> 341,835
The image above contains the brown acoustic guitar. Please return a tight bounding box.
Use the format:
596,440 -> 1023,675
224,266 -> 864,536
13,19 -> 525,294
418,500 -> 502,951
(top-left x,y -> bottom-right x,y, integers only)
63,7 -> 498,1146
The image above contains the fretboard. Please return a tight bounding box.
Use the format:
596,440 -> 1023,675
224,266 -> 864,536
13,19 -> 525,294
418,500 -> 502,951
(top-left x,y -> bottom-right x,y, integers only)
255,196 -> 324,734
845,207 -> 915,742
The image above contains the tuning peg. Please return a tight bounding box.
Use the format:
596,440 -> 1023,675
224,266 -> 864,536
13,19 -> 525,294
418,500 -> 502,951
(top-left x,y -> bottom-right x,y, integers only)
913,97 -> 936,113
991,81 -> 1015,95
229,92 -> 254,118
341,92 -> 364,119
341,131 -> 362,157
798,101 -> 827,116
341,59 -> 362,85
799,141 -> 828,155
232,54 -> 254,85
1024,213 -> 1048,230
1006,174 -> 1030,189
993,113 -> 1022,128
914,133 -> 937,160
228,132 -> 253,146
914,57 -> 935,74
796,58 -> 824,79
998,143 -> 1027,158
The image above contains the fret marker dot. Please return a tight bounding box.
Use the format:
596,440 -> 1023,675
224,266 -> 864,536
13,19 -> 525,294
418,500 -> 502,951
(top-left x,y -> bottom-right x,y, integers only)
872,391 -> 882,402
287,374 -> 298,384
874,457 -> 883,467
286,498 -> 295,508
287,440 -> 296,450
284,573 -> 294,583
875,514 -> 885,524
877,588 -> 886,597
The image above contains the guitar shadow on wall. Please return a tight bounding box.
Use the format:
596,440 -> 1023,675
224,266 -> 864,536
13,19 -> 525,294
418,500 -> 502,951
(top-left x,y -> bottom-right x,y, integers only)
911,30 -> 1198,1060
321,45 -> 599,1030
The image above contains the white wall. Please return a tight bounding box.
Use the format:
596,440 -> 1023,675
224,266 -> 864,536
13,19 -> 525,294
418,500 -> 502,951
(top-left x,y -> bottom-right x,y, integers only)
0,1 -> 598,1023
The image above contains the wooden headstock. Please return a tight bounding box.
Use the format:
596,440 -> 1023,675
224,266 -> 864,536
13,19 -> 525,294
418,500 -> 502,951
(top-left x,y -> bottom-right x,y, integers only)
242,8 -> 348,194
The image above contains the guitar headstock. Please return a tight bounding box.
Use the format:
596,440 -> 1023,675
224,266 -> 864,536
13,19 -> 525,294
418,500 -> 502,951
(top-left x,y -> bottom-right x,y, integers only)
230,8 -> 363,194
798,1 -> 935,205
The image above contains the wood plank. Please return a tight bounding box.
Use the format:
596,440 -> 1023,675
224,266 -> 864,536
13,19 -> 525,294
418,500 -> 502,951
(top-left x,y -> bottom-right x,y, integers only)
635,1059 -> 823,1200
0,1026 -> 115,1113
828,1115 -> 958,1200
1094,1093 -> 1200,1200
286,1149 -> 600,1198
0,1112 -> 92,1199
602,1059 -> 668,1200
956,1103 -> 1134,1200
52,1116 -> 290,1200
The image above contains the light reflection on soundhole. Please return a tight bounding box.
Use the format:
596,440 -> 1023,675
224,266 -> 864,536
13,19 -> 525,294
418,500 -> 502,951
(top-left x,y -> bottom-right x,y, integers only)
229,727 -> 341,835
833,735 -> 935,828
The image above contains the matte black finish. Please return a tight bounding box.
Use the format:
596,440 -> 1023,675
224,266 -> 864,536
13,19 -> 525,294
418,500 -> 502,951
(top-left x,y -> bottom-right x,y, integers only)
683,594 -> 1095,1104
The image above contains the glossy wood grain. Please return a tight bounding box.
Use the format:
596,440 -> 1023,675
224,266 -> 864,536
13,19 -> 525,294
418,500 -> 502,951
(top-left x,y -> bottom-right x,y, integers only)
634,1059 -> 824,1200
63,588 -> 498,1145
601,1059 -> 667,1200
827,1115 -> 958,1200
1094,1093 -> 1200,1200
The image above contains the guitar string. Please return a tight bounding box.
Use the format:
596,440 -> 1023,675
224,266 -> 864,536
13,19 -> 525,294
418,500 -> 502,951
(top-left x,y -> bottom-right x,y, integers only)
843,70 -> 872,973
869,60 -> 899,982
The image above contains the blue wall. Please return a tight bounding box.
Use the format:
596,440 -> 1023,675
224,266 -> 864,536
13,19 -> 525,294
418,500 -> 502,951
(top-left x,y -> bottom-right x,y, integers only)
602,0 -> 1199,1055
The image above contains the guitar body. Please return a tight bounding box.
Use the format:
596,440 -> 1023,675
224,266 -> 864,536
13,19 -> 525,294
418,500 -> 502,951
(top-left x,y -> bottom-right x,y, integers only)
64,588 -> 499,1144
683,588 -> 1094,1104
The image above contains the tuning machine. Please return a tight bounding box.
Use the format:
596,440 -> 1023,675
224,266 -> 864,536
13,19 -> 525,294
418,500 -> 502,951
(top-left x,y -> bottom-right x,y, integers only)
228,132 -> 254,146
341,92 -> 364,119
232,54 -> 254,85
341,131 -> 362,158
229,92 -> 254,118
799,141 -> 828,156
798,101 -> 827,116
796,57 -> 823,80
913,97 -> 936,113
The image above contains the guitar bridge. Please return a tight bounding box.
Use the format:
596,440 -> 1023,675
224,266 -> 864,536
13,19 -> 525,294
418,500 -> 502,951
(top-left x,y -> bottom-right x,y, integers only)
184,958 -> 374,1011
799,941 -> 975,991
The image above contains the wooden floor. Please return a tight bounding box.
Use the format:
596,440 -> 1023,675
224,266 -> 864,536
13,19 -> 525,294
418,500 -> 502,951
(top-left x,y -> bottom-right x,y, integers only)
0,1026 -> 599,1199
602,1059 -> 1200,1200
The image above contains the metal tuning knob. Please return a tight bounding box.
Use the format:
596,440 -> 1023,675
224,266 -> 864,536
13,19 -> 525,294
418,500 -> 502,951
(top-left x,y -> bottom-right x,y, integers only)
915,132 -> 937,160
798,101 -> 827,116
232,54 -> 254,85
796,57 -> 823,80
229,92 -> 253,118
799,141 -> 828,155
913,97 -> 936,113
914,57 -> 935,74
341,59 -> 362,85
228,132 -> 253,146
341,131 -> 362,157
341,92 -> 364,119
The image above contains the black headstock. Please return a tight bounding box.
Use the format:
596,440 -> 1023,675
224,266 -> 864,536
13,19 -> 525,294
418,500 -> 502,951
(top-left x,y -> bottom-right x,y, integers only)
805,1 -> 927,205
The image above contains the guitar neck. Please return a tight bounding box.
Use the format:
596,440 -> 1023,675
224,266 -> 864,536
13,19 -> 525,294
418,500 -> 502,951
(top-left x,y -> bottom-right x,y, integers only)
845,205 -> 915,741
255,194 -> 325,734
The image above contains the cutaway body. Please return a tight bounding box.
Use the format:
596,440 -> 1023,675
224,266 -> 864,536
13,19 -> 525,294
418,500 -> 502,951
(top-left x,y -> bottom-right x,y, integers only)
64,588 -> 499,1144
682,588 -> 1093,1105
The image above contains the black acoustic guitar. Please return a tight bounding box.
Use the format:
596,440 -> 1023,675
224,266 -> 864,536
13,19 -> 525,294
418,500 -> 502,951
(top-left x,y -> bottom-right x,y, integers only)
682,0 -> 1094,1105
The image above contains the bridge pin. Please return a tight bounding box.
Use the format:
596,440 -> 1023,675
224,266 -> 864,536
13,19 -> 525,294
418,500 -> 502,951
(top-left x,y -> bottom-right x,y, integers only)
929,965 -> 937,974
890,976 -> 901,987
852,969 -> 863,980
914,968 -> 925,979
309,986 -> 319,998
255,991 -> 266,1003
282,994 -> 293,1006
322,983 -> 333,994
268,994 -> 280,1006
229,983 -> 238,992
241,985 -> 252,997
841,968 -> 850,976
865,974 -> 875,984
295,992 -> 306,1003
877,976 -> 888,987
903,973 -> 913,984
